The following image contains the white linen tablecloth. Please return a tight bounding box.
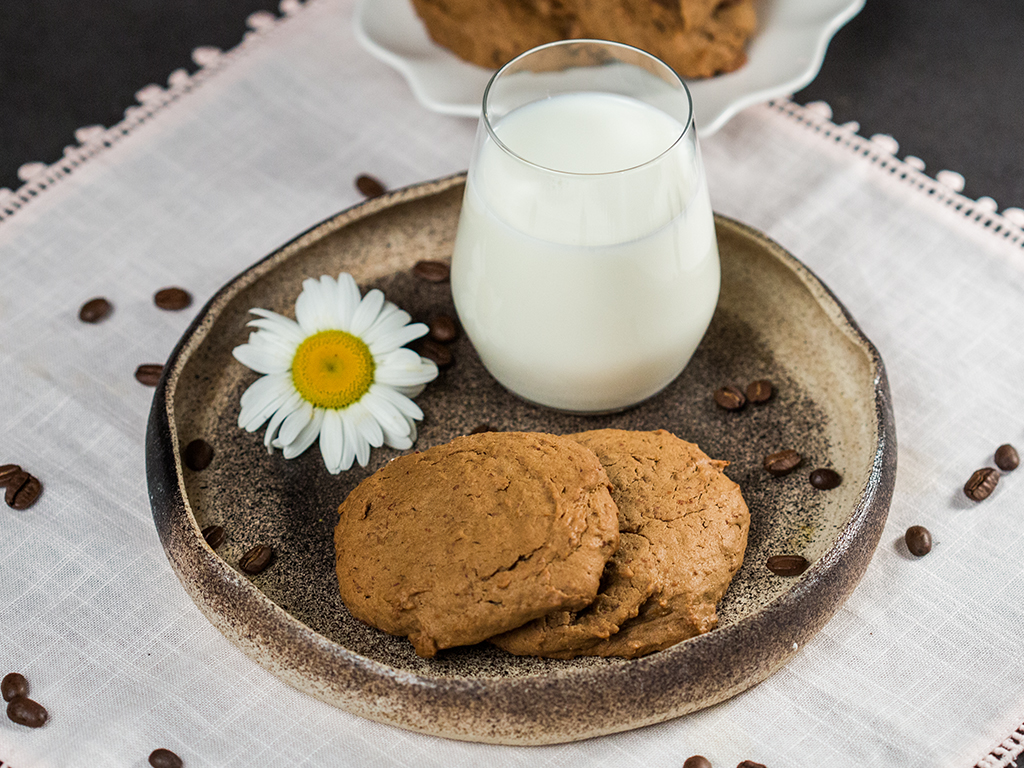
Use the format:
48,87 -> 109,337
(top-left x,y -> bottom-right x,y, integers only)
2,1 -> 1023,766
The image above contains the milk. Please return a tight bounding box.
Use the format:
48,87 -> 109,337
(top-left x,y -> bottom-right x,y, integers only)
451,91 -> 720,412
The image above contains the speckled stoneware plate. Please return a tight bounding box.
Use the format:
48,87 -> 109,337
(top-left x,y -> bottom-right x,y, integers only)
146,173 -> 895,745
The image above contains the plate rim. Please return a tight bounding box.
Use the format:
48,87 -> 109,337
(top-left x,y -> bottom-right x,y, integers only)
352,0 -> 867,134
146,173 -> 895,744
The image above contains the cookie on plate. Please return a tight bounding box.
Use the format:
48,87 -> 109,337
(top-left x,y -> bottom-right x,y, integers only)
408,0 -> 757,78
333,431 -> 620,658
492,429 -> 749,659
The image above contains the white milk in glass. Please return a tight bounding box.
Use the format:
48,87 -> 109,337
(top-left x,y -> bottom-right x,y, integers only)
451,91 -> 719,412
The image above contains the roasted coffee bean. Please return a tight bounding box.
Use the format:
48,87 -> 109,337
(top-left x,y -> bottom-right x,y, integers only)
79,297 -> 113,323
737,762 -> 767,768
905,525 -> 932,557
713,385 -> 746,411
0,463 -> 23,487
416,338 -> 453,369
683,756 -> 713,768
154,287 -> 192,310
964,467 -> 999,501
746,379 -> 773,404
7,696 -> 47,728
135,363 -> 164,386
764,449 -> 802,476
355,174 -> 386,198
809,467 -> 842,490
470,423 -> 497,434
7,473 -> 42,510
183,439 -> 214,471
428,313 -> 459,343
995,443 -> 1019,472
202,525 -> 226,550
240,544 -> 274,575
148,748 -> 184,768
412,259 -> 450,283
766,554 -> 809,576
2,672 -> 29,702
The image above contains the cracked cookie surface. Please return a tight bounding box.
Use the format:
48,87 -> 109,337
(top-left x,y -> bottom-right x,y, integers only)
333,431 -> 619,658
492,429 -> 749,659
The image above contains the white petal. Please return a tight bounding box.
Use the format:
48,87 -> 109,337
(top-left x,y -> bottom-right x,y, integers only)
319,409 -> 344,474
368,322 -> 429,356
375,351 -> 438,388
282,408 -> 324,459
238,374 -> 293,429
295,276 -> 329,333
246,311 -> 305,345
263,391 -> 303,450
360,390 -> 409,437
239,380 -> 294,433
392,383 -> 426,398
349,401 -> 384,448
277,401 -> 314,447
334,273 -> 362,330
349,288 -> 386,336
369,383 -> 424,421
339,411 -> 359,471
233,336 -> 293,375
383,415 -> 418,450
360,303 -> 412,346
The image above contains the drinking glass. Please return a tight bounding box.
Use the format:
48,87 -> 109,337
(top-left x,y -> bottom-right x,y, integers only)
450,39 -> 720,413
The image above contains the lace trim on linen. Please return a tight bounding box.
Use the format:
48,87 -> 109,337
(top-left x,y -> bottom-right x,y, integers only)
0,0 -> 307,224
975,723 -> 1024,768
770,100 -> 1024,251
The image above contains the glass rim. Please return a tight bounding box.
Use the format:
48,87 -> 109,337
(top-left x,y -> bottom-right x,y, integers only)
480,38 -> 695,177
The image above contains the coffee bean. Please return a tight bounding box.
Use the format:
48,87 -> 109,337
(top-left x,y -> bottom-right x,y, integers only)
202,525 -> 226,550
683,756 -> 712,768
764,449 -> 802,476
2,672 -> 29,702
470,423 -> 497,434
416,338 -> 453,369
737,762 -> 767,768
135,363 -> 164,386
7,696 -> 47,728
154,287 -> 192,310
0,463 -> 23,487
995,444 -> 1019,472
746,379 -> 773,404
964,467 -> 999,501
79,297 -> 113,323
428,313 -> 459,343
412,260 -> 450,283
183,439 -> 214,471
713,385 -> 746,411
355,174 -> 386,198
766,554 -> 809,576
905,525 -> 932,557
149,748 -> 184,768
7,473 -> 42,510
240,544 -> 274,575
809,467 -> 842,490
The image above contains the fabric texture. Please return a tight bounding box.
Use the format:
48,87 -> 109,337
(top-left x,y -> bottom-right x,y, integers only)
1,0 -> 1023,766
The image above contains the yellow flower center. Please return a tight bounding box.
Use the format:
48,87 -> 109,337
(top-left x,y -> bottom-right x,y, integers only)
291,330 -> 375,409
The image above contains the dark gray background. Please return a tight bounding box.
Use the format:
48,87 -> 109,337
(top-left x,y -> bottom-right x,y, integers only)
1,2 -> 1022,764
2,1 -> 1023,210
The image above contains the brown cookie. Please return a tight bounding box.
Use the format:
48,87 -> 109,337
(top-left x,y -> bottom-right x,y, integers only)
408,0 -> 756,78
334,431 -> 620,658
494,429 -> 749,659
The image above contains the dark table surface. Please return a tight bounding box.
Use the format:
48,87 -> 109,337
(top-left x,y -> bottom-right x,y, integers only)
2,0 -> 1023,212
1,2 -> 1022,764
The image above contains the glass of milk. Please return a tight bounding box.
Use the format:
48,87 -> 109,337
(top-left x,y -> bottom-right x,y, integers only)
450,39 -> 720,413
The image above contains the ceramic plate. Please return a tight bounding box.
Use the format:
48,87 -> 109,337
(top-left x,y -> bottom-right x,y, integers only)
353,0 -> 865,134
146,174 -> 895,745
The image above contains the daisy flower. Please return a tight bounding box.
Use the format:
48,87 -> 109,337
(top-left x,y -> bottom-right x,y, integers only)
232,272 -> 438,473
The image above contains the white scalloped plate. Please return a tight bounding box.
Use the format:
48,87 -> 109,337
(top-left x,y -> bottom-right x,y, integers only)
353,0 -> 864,135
